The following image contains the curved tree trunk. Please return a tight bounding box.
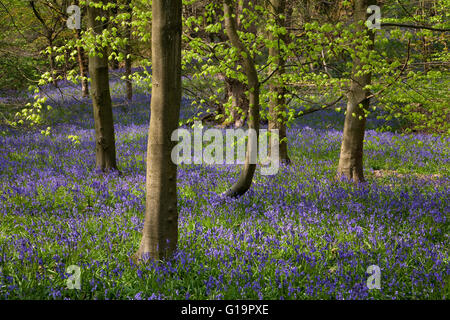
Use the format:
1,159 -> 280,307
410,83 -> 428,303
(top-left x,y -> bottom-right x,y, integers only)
223,0 -> 260,197
337,0 -> 376,182
268,0 -> 290,164
87,1 -> 118,172
135,0 -> 182,261
219,2 -> 253,129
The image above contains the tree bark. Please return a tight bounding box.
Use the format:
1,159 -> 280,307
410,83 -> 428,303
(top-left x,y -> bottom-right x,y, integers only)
75,28 -> 89,97
87,1 -> 118,172
337,0 -> 376,183
223,0 -> 260,197
110,0 -> 120,70
125,0 -> 133,101
135,0 -> 182,261
224,77 -> 248,128
268,0 -> 290,164
218,2 -> 252,129
48,36 -> 58,87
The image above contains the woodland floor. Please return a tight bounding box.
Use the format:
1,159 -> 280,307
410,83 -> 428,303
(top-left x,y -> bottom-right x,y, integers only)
0,81 -> 448,299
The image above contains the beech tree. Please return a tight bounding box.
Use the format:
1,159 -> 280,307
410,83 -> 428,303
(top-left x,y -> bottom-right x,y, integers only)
135,0 -> 182,260
87,0 -> 119,171
124,0 -> 133,101
75,26 -> 89,98
74,0 -> 89,97
337,0 -> 376,182
223,0 -> 257,128
223,0 -> 260,197
267,0 -> 290,164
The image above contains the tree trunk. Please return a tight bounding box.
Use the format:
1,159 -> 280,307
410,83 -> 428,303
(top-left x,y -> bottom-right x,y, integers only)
223,0 -> 260,197
87,1 -> 118,172
83,54 -> 89,95
48,37 -> 58,87
268,0 -> 290,164
135,0 -> 182,261
219,1 -> 255,129
110,0 -> 120,70
75,28 -> 89,97
224,77 -> 248,128
125,0 -> 133,102
420,0 -> 430,73
337,0 -> 376,183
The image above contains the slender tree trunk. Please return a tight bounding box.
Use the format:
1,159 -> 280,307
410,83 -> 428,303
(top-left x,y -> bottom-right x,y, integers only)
420,0 -> 430,73
48,37 -> 58,87
83,55 -> 89,93
135,0 -> 182,261
223,0 -> 260,197
125,0 -> 133,101
75,28 -> 89,97
337,0 -> 376,182
87,1 -> 118,172
268,0 -> 290,164
110,0 -> 120,70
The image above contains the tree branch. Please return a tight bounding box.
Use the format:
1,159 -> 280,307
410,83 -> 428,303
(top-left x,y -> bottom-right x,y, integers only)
381,23 -> 450,32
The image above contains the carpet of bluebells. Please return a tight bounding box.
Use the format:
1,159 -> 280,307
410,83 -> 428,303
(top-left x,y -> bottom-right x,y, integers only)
0,77 -> 449,300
